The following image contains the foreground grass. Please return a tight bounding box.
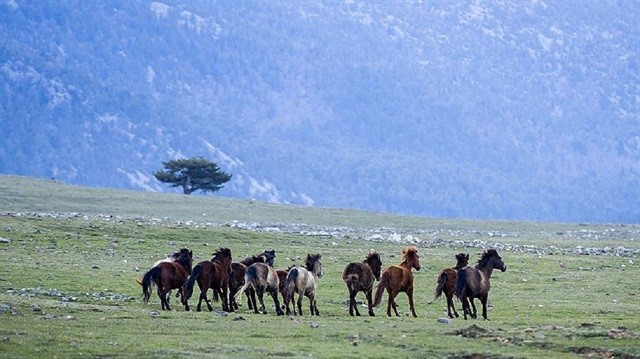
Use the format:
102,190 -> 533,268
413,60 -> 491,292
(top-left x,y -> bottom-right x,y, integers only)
0,175 -> 639,358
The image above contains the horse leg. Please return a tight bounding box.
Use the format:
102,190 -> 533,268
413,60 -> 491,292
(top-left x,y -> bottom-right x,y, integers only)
348,290 -> 358,316
365,288 -> 375,317
469,298 -> 478,319
446,293 -> 458,318
407,289 -> 417,318
255,287 -> 268,314
203,289 -> 214,312
221,287 -> 229,312
296,290 -> 304,316
249,288 -> 259,314
480,295 -> 489,320
270,289 -> 284,316
308,293 -> 319,316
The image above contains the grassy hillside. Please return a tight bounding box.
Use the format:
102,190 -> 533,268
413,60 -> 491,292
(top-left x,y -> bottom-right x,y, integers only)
0,175 -> 638,358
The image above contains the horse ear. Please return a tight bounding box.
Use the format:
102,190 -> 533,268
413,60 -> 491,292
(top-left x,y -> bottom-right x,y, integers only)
189,250 -> 193,257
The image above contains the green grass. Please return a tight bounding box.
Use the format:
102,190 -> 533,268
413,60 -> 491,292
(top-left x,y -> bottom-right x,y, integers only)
0,175 -> 639,358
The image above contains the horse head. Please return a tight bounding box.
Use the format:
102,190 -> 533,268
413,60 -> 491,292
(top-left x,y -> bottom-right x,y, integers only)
480,249 -> 506,272
402,246 -> 421,271
306,253 -> 323,278
454,253 -> 470,270
262,249 -> 276,267
175,249 -> 194,273
365,251 -> 383,281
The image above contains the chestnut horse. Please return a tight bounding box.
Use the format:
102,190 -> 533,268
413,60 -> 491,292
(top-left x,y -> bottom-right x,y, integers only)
141,249 -> 193,310
234,262 -> 284,315
431,253 -> 469,318
181,247 -> 233,312
456,249 -> 506,320
342,251 -> 382,316
373,246 -> 421,317
228,250 -> 276,311
284,254 -> 323,316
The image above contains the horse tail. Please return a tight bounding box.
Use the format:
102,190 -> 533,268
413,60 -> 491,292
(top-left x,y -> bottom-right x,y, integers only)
183,264 -> 202,302
343,273 -> 359,291
432,271 -> 447,302
284,267 -> 299,302
142,266 -> 161,304
234,281 -> 251,302
372,270 -> 390,308
455,268 -> 468,299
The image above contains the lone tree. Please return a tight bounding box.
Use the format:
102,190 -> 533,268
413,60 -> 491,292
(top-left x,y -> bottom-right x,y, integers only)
154,156 -> 232,195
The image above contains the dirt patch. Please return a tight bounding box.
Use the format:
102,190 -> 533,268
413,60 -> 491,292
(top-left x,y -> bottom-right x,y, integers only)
448,324 -> 493,338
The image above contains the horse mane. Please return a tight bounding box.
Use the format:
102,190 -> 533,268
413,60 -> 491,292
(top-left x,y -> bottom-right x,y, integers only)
402,246 -> 418,261
305,253 -> 321,270
240,254 -> 266,266
211,247 -> 232,262
476,249 -> 498,267
366,251 -> 380,262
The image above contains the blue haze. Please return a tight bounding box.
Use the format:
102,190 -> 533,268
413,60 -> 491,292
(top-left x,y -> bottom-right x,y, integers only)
1,0 -> 638,223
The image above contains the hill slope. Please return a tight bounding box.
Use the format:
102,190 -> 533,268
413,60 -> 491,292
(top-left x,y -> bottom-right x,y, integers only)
1,0 -> 638,223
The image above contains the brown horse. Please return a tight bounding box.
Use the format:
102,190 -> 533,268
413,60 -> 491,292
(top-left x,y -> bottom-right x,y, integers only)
234,262 -> 284,315
228,250 -> 276,311
431,253 -> 469,318
342,251 -> 382,316
181,247 -> 233,312
284,254 -> 323,316
373,246 -> 421,317
141,249 -> 193,310
456,249 -> 506,320
277,266 -> 294,315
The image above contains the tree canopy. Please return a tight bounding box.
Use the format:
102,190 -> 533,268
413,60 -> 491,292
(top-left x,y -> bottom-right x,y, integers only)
154,157 -> 232,195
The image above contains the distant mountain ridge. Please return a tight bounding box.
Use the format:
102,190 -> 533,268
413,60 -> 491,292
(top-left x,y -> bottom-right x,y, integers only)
1,0 -> 638,223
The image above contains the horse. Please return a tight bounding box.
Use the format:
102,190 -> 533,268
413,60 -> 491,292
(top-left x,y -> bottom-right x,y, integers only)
181,247 -> 233,312
284,253 -> 323,316
431,253 -> 469,318
456,249 -> 506,320
342,251 -> 382,316
135,248 -> 190,287
141,249 -> 193,310
373,246 -> 421,317
234,262 -> 284,315
277,266 -> 294,315
228,250 -> 276,311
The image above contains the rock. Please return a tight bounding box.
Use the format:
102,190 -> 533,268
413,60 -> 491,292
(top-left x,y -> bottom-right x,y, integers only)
437,317 -> 452,324
0,237 -> 11,243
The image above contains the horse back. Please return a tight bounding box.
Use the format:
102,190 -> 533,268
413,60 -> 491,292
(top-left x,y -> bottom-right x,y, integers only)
386,265 -> 413,291
343,262 -> 373,290
157,261 -> 189,289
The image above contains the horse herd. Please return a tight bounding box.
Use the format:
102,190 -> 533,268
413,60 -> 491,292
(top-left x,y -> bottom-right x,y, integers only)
138,246 -> 506,320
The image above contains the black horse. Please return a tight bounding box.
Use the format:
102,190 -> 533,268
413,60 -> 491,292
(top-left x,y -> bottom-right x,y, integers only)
455,249 -> 506,320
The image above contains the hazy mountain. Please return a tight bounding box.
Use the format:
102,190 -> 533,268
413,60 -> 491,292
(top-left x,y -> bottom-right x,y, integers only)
1,0 -> 638,223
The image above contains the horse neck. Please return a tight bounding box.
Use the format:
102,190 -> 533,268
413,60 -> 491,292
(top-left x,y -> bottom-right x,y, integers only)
399,260 -> 413,270
475,261 -> 495,278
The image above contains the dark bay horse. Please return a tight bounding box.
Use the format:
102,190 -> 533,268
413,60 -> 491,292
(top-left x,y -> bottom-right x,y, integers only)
284,254 -> 323,316
228,250 -> 276,311
234,262 -> 284,315
342,251 -> 382,316
456,249 -> 506,320
373,246 -> 421,317
277,266 -> 294,315
431,253 -> 469,318
142,249 -> 193,310
181,247 -> 233,312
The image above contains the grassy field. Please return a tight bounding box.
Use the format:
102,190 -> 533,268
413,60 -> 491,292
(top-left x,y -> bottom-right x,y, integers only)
0,175 -> 638,358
